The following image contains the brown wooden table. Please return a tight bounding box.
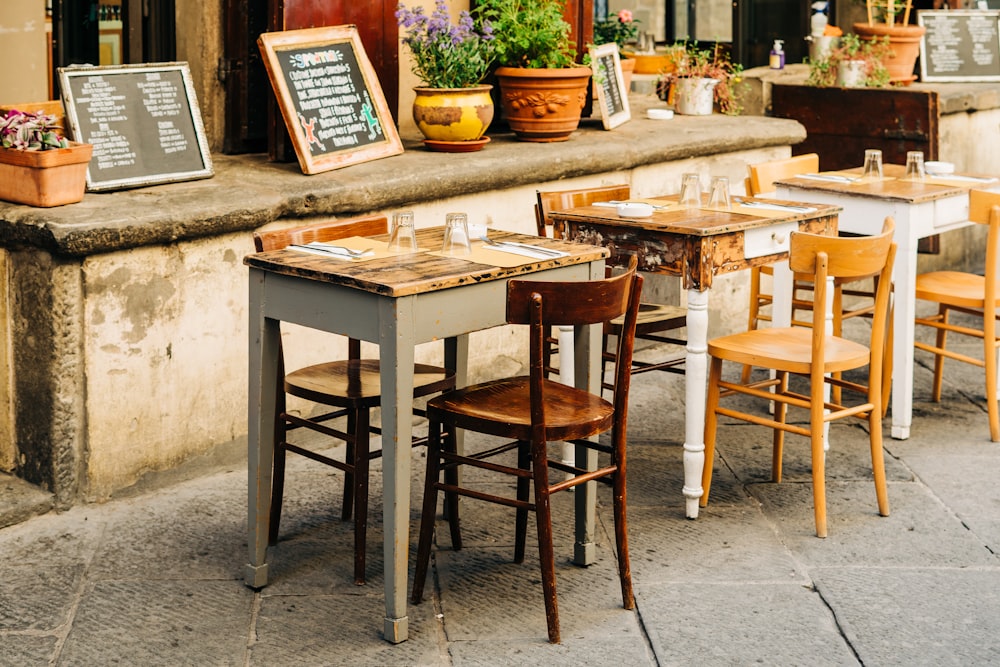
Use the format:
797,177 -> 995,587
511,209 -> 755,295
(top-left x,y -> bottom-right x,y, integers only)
244,227 -> 608,643
775,163 -> 1000,439
550,196 -> 841,519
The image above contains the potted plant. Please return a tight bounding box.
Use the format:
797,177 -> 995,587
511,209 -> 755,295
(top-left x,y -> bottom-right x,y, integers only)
0,108 -> 92,207
593,9 -> 639,88
475,0 -> 592,142
853,0 -> 925,85
806,32 -> 891,88
397,0 -> 497,151
656,43 -> 746,116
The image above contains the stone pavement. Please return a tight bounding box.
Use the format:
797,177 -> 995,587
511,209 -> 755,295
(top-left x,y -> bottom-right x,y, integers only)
2,317 -> 1000,666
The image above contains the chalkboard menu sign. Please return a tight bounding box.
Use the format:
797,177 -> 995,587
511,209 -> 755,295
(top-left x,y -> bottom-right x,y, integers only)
919,10 -> 1000,82
258,26 -> 403,175
589,44 -> 631,130
59,62 -> 214,192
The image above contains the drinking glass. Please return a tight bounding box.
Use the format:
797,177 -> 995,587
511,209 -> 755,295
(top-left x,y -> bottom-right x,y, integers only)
862,149 -> 884,180
905,150 -> 925,180
388,210 -> 418,252
442,212 -> 472,256
679,173 -> 702,207
708,176 -> 731,209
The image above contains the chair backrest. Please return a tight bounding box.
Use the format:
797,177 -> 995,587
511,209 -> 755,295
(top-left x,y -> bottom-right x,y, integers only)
252,215 -> 388,252
508,256 -> 642,420
747,153 -> 820,196
535,184 -> 631,238
790,218 -> 896,391
968,189 -> 1000,307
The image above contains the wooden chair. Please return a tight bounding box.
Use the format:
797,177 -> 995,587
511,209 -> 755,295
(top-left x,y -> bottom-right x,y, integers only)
411,258 -> 643,643
252,216 -> 456,585
702,219 -> 896,538
535,185 -> 686,389
914,189 -> 1000,441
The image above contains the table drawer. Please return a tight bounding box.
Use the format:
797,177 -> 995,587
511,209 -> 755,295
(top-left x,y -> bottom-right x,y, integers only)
744,222 -> 797,259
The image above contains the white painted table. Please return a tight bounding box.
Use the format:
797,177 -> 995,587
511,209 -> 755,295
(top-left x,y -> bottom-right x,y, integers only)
244,228 -> 607,643
551,197 -> 840,519
776,166 -> 999,439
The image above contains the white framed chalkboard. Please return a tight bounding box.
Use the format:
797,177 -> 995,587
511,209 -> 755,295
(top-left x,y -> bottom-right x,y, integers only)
919,9 -> 1000,82
258,25 -> 403,175
59,62 -> 214,192
589,44 -> 631,130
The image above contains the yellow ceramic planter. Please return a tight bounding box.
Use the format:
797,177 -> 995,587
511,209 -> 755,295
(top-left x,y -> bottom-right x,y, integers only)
412,85 -> 494,144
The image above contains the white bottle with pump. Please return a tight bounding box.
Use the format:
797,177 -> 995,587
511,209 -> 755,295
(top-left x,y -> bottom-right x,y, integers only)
769,40 -> 785,70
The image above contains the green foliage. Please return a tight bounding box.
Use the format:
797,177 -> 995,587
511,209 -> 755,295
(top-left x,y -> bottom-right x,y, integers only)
0,110 -> 69,151
475,0 -> 576,69
805,33 -> 892,88
593,9 -> 639,50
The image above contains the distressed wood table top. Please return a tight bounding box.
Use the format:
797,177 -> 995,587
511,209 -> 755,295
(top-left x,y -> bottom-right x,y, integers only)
775,163 -> 998,204
244,227 -> 608,297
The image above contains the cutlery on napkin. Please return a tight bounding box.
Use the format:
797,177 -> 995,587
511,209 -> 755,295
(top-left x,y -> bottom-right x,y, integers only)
288,243 -> 375,259
733,198 -> 817,213
794,173 -> 860,183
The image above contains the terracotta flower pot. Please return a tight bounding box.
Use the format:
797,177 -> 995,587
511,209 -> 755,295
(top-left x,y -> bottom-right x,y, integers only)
494,66 -> 592,143
853,23 -> 927,85
411,85 -> 494,149
0,141 -> 93,207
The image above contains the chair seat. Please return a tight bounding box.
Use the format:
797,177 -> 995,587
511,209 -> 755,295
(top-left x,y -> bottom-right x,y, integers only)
286,359 -> 456,406
610,303 -> 686,333
427,377 -> 614,442
916,271 -> 999,310
708,327 -> 870,375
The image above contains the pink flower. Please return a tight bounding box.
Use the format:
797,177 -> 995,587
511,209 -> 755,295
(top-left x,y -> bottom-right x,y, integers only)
618,9 -> 633,23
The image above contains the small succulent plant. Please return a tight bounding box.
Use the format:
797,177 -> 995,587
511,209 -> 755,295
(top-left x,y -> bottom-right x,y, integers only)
0,109 -> 69,151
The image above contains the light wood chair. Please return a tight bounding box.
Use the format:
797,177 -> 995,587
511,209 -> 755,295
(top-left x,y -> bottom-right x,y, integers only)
702,219 -> 896,538
411,258 -> 643,643
252,216 -> 456,585
535,184 -> 686,389
914,189 -> 1000,441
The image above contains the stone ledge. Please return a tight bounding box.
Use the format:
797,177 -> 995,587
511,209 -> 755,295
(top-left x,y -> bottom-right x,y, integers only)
0,94 -> 805,257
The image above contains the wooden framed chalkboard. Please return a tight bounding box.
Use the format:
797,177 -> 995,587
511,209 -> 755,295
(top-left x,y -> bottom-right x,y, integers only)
918,10 -> 1000,82
59,62 -> 214,192
258,25 -> 403,175
589,44 -> 630,130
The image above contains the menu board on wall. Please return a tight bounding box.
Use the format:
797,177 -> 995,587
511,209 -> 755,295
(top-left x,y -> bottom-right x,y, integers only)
919,10 -> 1000,82
258,25 -> 403,175
59,62 -> 214,192
589,44 -> 631,130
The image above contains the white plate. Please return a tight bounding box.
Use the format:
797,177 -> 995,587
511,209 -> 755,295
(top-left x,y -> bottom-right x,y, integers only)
617,202 -> 654,218
925,161 -> 955,175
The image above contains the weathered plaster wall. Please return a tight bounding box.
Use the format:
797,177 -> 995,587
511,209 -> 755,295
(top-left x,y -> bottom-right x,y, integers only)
175,0 -> 225,151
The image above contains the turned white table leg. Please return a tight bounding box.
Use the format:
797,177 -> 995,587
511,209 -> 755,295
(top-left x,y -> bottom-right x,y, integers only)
683,288 -> 709,519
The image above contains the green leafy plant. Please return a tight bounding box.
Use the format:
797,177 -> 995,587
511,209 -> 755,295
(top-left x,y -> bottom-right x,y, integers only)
474,0 -> 577,69
655,43 -> 746,115
593,9 -> 639,51
0,109 -> 69,151
805,33 -> 891,87
858,0 -> 912,26
396,0 -> 496,88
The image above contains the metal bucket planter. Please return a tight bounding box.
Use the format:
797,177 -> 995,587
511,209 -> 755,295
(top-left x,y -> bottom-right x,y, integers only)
673,77 -> 718,115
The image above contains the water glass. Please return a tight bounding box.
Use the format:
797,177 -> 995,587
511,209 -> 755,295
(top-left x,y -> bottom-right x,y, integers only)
862,149 -> 884,180
905,150 -> 925,180
679,173 -> 702,207
708,176 -> 731,209
388,210 -> 418,252
442,212 -> 472,256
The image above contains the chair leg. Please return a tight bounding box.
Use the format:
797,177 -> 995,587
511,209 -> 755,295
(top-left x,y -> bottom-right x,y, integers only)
611,430 -> 635,611
985,323 -> 1000,442
342,409 -> 358,522
882,303 -> 894,418
352,408 -> 371,586
531,442 -> 560,644
810,372 -> 828,539
868,401 -> 890,517
412,415 -> 443,605
443,426 -> 463,552
932,305 -> 949,402
831,285 -> 845,405
772,372 -> 789,483
268,433 -> 288,546
700,357 -> 723,507
514,440 -> 531,564
742,268 -> 763,384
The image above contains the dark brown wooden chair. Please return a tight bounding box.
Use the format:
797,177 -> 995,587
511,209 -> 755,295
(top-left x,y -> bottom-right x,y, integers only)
411,257 -> 643,643
702,219 -> 896,538
535,185 -> 686,389
252,215 -> 456,585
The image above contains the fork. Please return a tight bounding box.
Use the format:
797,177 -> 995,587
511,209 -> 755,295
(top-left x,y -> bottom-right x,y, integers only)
479,236 -> 562,256
312,242 -> 374,256
289,243 -> 374,258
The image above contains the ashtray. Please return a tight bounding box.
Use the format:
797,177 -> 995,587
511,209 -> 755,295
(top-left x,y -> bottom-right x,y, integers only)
616,202 -> 654,218
925,161 -> 955,175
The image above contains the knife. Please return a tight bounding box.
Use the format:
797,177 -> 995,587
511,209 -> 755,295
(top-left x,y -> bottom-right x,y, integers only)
492,241 -> 565,256
288,244 -> 368,259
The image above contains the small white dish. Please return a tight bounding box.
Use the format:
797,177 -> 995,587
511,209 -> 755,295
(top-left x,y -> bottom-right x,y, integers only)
647,108 -> 674,120
616,202 -> 654,218
925,161 -> 955,175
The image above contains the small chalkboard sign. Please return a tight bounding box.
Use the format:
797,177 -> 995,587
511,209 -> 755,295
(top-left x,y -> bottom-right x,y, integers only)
59,62 -> 214,192
258,25 -> 403,175
919,9 -> 1000,82
589,44 -> 630,129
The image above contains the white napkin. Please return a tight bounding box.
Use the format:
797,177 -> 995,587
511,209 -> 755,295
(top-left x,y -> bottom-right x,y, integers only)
289,245 -> 355,260
483,243 -> 569,260
740,202 -> 817,213
794,173 -> 858,183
